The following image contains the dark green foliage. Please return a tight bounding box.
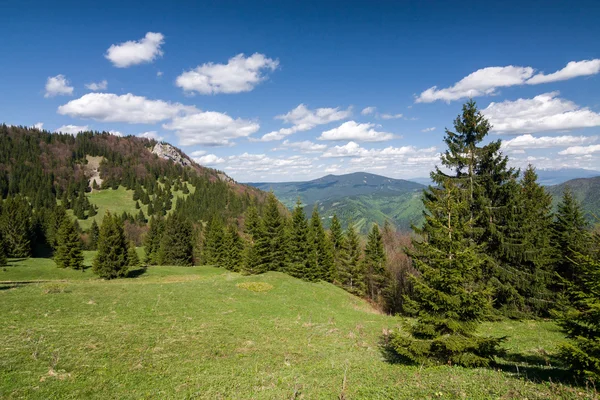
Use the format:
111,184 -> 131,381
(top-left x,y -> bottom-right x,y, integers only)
127,242 -> 140,267
46,205 -> 68,250
364,224 -> 387,301
307,207 -> 334,281
244,206 -> 260,237
92,212 -> 129,279
259,192 -> 287,272
337,223 -> 364,295
556,241 -> 600,383
288,199 -> 310,279
88,204 -> 97,217
329,214 -> 343,281
89,219 -> 100,250
54,218 -> 84,270
202,216 -> 225,266
158,213 -> 194,266
0,195 -> 32,258
135,209 -> 146,224
0,230 -> 7,267
144,216 -> 164,265
222,224 -> 245,271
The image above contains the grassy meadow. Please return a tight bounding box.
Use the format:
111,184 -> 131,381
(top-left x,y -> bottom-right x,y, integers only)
0,256 -> 597,399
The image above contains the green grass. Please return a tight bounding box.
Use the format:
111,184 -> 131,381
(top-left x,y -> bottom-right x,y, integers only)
0,259 -> 596,399
69,185 -> 195,231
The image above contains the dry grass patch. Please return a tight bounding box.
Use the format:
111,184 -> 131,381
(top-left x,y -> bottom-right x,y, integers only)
236,282 -> 274,292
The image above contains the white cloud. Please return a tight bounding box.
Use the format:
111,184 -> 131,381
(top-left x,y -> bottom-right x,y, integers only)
322,141 -> 436,158
58,93 -> 196,124
157,71 -> 163,77
380,113 -> 403,120
139,131 -> 163,141
361,106 -> 376,115
55,124 -> 89,135
105,32 -> 164,68
32,122 -> 44,130
416,59 -> 600,103
502,134 -> 598,150
194,154 -> 225,165
273,140 -> 327,153
163,111 -> 259,146
176,53 -> 278,95
318,121 -> 395,142
45,74 -> 74,98
260,104 -> 352,141
108,130 -> 123,137
421,127 -> 436,132
190,150 -> 206,157
558,145 -> 600,156
527,59 -> 600,85
85,80 -> 108,91
483,92 -> 600,134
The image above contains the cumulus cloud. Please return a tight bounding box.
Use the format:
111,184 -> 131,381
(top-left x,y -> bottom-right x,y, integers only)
361,106 -> 376,115
260,104 -> 352,141
194,154 -> 226,165
176,53 -> 278,95
139,131 -> 163,141
421,127 -> 436,132
105,32 -> 164,68
108,130 -> 123,137
558,145 -> 600,156
58,93 -> 196,124
483,92 -> 600,134
322,141 -> 436,158
45,74 -> 74,97
318,121 -> 395,142
273,140 -> 327,153
502,134 -> 598,150
32,122 -> 44,130
55,125 -> 89,135
380,113 -> 403,120
163,111 -> 260,146
527,59 -> 600,85
416,59 -> 600,103
85,80 -> 108,91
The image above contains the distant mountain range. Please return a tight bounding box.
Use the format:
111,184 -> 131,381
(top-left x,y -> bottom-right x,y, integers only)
248,168 -> 600,233
248,172 -> 426,233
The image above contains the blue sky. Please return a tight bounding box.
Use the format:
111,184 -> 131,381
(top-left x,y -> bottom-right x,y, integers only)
2,0 -> 600,182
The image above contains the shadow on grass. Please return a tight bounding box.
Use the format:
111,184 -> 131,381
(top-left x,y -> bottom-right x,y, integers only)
126,266 -> 148,279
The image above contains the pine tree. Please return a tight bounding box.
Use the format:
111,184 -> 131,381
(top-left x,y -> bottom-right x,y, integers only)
158,213 -> 194,266
258,192 -> 287,272
329,214 -> 343,282
0,230 -> 7,267
54,218 -> 84,270
222,224 -> 245,271
46,205 -> 68,250
288,199 -> 310,279
244,206 -> 260,238
127,241 -> 140,267
89,219 -> 100,250
552,187 -> 590,284
135,209 -> 146,224
92,212 -> 129,279
556,238 -> 600,383
88,204 -> 97,217
0,195 -> 32,258
388,179 -> 504,367
202,216 -> 225,265
338,223 -> 364,295
144,216 -> 164,265
307,207 -> 334,281
364,224 -> 387,301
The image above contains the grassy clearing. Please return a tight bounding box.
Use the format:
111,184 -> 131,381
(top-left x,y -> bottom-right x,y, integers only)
0,260 -> 597,399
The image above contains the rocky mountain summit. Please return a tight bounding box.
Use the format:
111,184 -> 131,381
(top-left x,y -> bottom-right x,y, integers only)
151,142 -> 192,167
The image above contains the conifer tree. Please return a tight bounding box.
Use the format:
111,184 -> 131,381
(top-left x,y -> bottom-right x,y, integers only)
307,207 -> 334,281
288,199 -> 310,279
552,187 -> 590,284
338,223 -> 364,295
329,214 -> 343,281
244,206 -> 260,238
54,218 -> 84,270
92,212 -> 129,279
127,241 -> 140,267
243,240 -> 262,275
222,224 -> 245,271
556,238 -> 600,383
88,204 -> 97,217
0,195 -> 32,258
144,216 -> 164,265
364,224 -> 387,301
0,231 -> 7,267
135,209 -> 146,224
46,205 -> 68,250
158,213 -> 193,266
202,216 -> 225,265
388,179 -> 504,367
89,219 -> 100,250
258,192 -> 287,272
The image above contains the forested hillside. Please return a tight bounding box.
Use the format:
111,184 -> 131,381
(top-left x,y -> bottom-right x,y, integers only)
547,176 -> 600,221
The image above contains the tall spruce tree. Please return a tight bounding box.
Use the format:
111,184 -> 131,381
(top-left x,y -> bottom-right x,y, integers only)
337,223 -> 364,295
0,195 -> 32,258
364,224 -> 387,301
288,199 -> 310,279
244,206 -> 260,238
92,212 -> 129,279
307,207 -> 334,282
54,218 -> 84,270
329,214 -> 343,282
258,192 -> 287,272
89,219 -> 100,250
158,213 -> 194,266
127,241 -> 140,267
0,230 -> 7,267
222,224 -> 245,271
556,237 -> 600,383
202,216 -> 225,265
144,216 -> 164,265
388,180 -> 504,367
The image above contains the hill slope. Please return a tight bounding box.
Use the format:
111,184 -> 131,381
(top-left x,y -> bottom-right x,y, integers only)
248,172 -> 426,232
547,176 -> 600,222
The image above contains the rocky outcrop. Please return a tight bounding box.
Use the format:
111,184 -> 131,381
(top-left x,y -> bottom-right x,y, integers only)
151,143 -> 192,167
